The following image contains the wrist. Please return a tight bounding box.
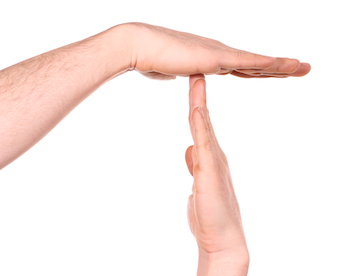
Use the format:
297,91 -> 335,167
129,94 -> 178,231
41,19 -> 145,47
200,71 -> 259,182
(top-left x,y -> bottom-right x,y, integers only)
197,248 -> 249,276
101,23 -> 137,79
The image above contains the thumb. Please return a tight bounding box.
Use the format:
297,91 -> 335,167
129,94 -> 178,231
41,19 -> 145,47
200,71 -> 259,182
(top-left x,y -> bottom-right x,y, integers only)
185,145 -> 194,176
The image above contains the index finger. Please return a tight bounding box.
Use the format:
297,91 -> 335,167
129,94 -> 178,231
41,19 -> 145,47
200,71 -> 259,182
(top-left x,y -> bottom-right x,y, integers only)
188,75 -> 218,173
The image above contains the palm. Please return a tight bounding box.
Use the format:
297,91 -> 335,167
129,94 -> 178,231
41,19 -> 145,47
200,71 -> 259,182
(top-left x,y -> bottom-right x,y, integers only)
186,145 -> 242,252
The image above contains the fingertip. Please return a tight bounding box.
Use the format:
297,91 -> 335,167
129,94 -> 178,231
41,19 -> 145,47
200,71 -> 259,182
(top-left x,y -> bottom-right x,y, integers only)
193,78 -> 206,93
269,57 -> 301,73
186,145 -> 194,155
290,62 -> 311,77
185,145 -> 194,167
189,74 -> 205,87
190,77 -> 207,112
302,62 -> 311,73
288,58 -> 301,73
185,145 -> 194,176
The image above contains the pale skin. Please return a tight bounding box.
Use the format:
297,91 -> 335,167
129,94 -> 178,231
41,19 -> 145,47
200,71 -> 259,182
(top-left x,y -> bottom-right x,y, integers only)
0,22 -> 310,275
186,74 -> 249,276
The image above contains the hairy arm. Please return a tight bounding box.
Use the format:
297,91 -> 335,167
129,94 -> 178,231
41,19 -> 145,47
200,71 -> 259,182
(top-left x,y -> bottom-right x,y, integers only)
0,25 -> 132,169
0,23 -> 310,169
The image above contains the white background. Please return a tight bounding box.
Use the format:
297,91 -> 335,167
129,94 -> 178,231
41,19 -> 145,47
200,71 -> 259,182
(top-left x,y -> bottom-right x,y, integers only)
1,0 -> 348,275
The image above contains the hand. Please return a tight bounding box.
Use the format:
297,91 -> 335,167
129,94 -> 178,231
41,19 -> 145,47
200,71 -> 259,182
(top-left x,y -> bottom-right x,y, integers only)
125,23 -> 310,80
186,75 -> 249,275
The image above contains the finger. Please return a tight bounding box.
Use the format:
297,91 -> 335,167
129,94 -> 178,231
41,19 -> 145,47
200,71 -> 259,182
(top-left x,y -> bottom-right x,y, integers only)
231,71 -> 285,78
232,65 -> 310,78
257,57 -> 301,73
192,107 -> 210,150
229,70 -> 255,78
190,76 -> 206,112
192,107 -> 216,172
188,77 -> 216,175
185,145 -> 194,176
189,74 -> 205,88
188,76 -> 230,168
204,108 -> 222,154
218,49 -> 276,70
189,74 -> 205,113
234,58 -> 307,77
189,74 -> 206,139
189,76 -> 221,149
219,69 -> 268,78
289,62 -> 311,77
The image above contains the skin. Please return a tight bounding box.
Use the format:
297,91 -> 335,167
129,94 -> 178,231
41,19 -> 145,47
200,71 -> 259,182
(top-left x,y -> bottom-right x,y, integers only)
0,22 -> 310,274
132,23 -> 310,79
0,23 -> 310,169
186,75 -> 248,276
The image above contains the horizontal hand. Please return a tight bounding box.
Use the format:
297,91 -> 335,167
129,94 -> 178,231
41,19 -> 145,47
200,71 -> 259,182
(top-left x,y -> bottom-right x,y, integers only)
125,23 -> 310,80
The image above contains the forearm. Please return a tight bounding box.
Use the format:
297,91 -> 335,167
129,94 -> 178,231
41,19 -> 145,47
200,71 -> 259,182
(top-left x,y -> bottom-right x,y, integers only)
0,24 -> 132,169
